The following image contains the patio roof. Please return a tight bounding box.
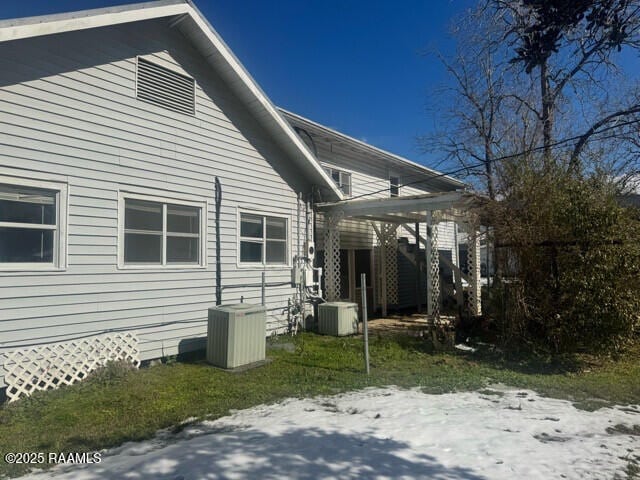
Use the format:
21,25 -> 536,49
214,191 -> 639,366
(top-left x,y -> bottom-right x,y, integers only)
315,191 -> 483,224
316,190 -> 486,318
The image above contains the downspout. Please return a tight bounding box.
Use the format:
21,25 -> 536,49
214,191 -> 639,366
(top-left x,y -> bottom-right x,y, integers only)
311,186 -> 318,268
215,177 -> 222,305
297,192 -> 303,321
415,222 -> 421,313
297,192 -> 302,261
312,186 -> 319,302
305,194 -> 311,251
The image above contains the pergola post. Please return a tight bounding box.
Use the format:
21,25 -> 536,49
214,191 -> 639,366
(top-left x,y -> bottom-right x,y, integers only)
323,213 -> 341,302
382,223 -> 399,308
380,235 -> 387,317
453,222 -> 464,311
425,211 -> 440,318
371,222 -> 398,317
467,225 -> 482,316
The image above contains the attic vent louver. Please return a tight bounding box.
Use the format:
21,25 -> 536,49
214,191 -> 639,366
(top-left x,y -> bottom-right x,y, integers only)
136,58 -> 195,115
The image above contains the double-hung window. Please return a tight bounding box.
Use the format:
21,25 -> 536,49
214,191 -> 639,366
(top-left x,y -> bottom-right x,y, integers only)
120,194 -> 205,267
324,167 -> 352,196
0,180 -> 67,269
389,175 -> 400,197
239,212 -> 288,266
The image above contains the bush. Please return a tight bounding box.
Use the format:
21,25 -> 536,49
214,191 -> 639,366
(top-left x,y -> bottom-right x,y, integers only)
488,167 -> 640,353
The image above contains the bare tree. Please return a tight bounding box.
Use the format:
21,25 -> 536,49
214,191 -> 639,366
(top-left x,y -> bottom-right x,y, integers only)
421,8 -> 530,199
423,1 -> 640,199
494,0 -> 640,171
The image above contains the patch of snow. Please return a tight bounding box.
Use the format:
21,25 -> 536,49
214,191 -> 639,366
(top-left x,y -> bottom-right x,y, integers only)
454,344 -> 477,352
19,387 -> 639,480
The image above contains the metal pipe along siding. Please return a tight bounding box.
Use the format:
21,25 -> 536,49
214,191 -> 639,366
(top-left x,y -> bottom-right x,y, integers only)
215,176 -> 222,306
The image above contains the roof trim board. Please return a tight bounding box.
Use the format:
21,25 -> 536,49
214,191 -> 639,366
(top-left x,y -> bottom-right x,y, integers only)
0,0 -> 187,41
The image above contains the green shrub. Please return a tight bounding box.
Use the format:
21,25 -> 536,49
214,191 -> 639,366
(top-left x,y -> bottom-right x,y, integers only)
489,167 -> 640,353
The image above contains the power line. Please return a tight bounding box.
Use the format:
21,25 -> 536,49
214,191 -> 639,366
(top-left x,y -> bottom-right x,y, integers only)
345,117 -> 640,202
348,117 -> 640,197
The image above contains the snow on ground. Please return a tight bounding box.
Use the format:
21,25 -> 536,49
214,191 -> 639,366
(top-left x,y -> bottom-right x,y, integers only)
20,387 -> 639,480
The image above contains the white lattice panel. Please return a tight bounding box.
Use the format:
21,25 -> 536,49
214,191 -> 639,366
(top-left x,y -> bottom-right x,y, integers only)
375,244 -> 388,312
2,333 -> 140,402
428,222 -> 440,319
380,223 -> 399,305
468,227 -> 482,316
323,213 -> 342,302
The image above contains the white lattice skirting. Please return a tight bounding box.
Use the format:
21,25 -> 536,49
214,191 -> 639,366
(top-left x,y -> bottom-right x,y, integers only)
2,333 -> 140,402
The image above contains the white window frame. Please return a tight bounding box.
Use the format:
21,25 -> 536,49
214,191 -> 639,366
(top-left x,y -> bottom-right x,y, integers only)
237,208 -> 291,269
118,190 -> 207,270
323,166 -> 352,197
0,175 -> 68,272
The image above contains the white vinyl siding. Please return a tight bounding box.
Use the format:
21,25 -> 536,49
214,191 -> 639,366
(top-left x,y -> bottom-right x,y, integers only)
0,176 -> 67,271
290,118 -> 460,310
0,18 -> 308,386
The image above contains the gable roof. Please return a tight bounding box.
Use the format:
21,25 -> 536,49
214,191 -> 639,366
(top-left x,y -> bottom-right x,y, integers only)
279,108 -> 465,192
0,0 -> 344,201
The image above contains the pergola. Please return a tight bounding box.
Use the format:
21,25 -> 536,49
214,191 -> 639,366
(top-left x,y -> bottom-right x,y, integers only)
315,191 -> 485,318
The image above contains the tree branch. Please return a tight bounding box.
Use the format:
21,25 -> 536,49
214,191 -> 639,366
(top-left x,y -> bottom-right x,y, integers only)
569,105 -> 640,170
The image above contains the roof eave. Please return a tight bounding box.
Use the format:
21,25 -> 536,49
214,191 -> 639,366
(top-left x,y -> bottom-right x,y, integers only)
0,0 -> 189,42
279,108 -> 466,191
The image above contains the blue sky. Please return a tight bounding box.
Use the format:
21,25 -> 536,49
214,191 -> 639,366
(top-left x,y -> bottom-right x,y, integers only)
0,0 -> 476,165
2,1 -> 639,171
204,0 -> 474,161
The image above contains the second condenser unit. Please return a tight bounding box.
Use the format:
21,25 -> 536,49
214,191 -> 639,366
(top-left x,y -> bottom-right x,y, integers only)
317,302 -> 359,336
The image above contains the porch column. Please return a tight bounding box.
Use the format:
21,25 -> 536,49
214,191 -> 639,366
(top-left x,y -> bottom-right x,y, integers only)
323,213 -> 342,302
425,211 -> 440,318
467,225 -> 482,316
